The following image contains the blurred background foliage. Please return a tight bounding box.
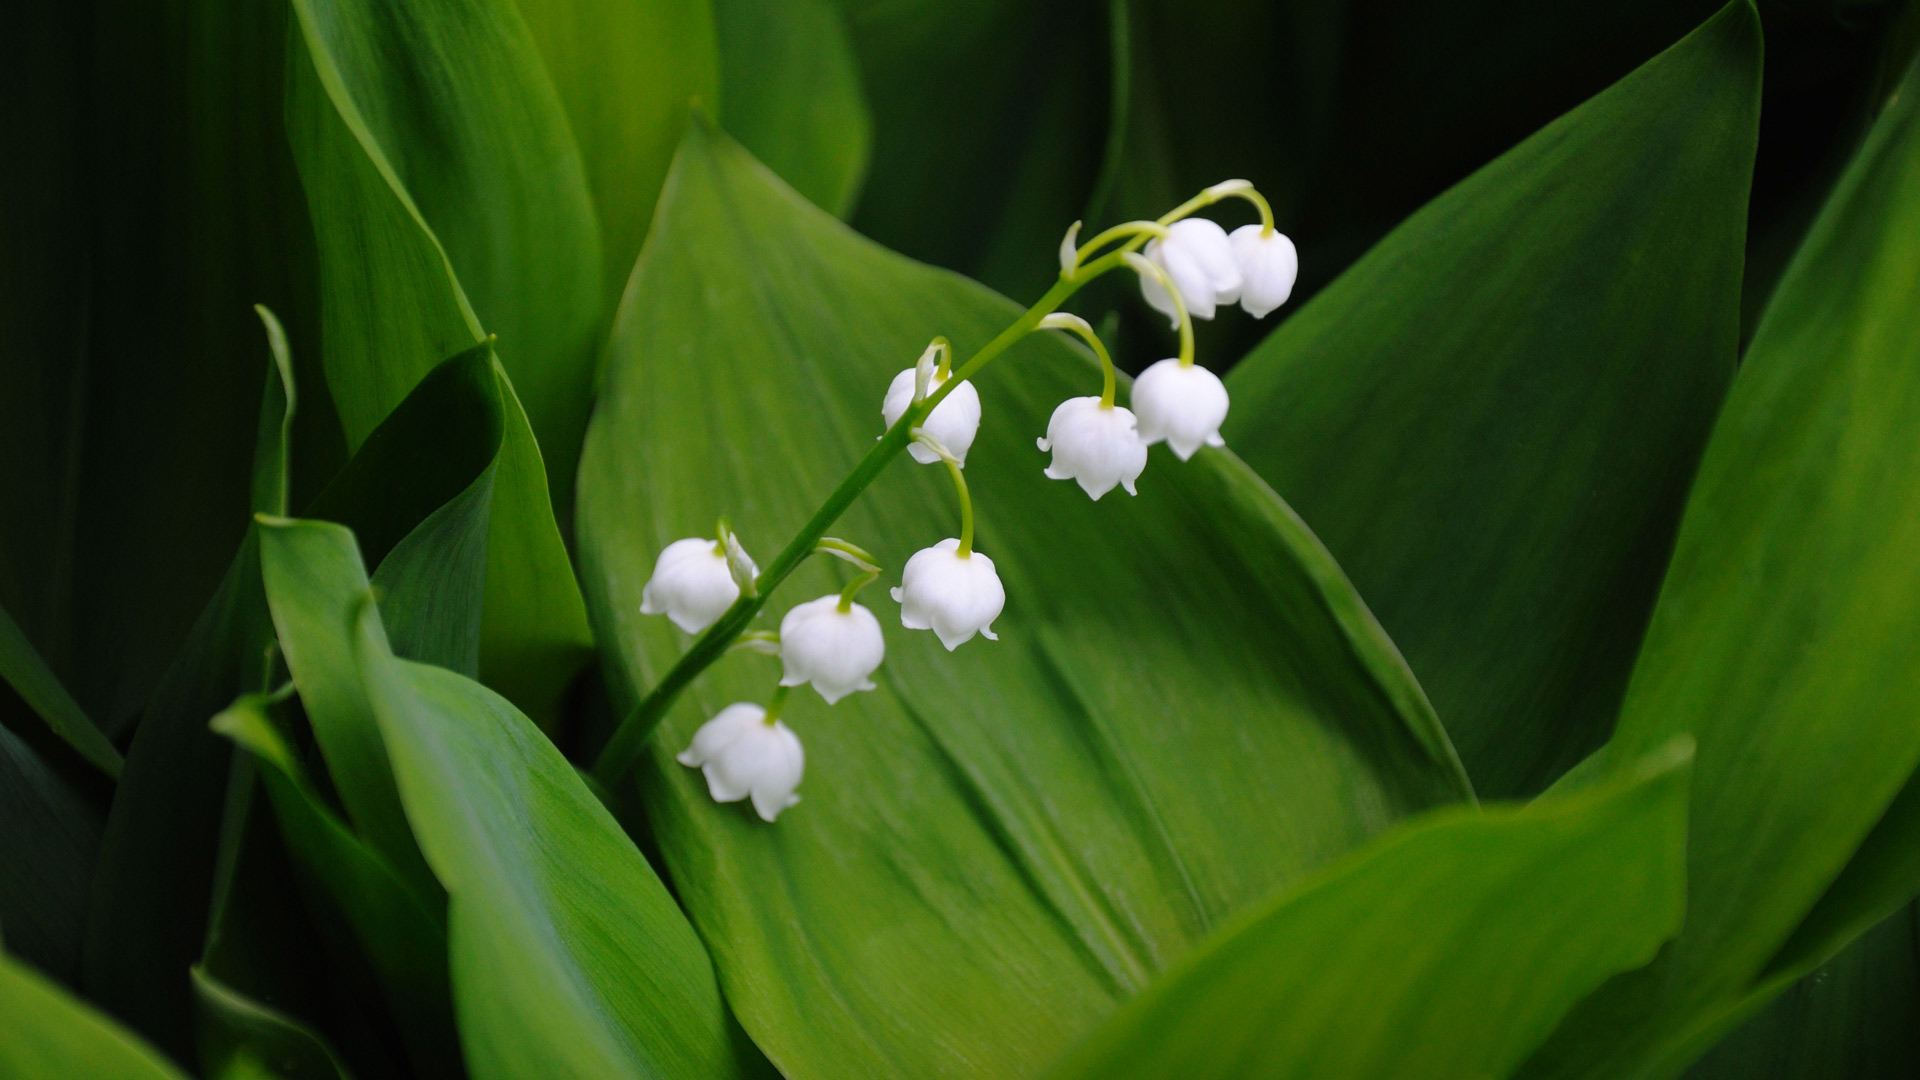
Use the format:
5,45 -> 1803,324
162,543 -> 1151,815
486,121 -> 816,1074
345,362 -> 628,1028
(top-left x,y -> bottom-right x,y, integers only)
3,0 -> 1918,1076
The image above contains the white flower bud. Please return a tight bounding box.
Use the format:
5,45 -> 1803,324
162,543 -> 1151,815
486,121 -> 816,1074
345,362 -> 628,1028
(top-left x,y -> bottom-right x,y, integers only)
1037,396 -> 1148,500
1139,218 -> 1241,327
890,539 -> 1004,650
1229,224 -> 1298,318
883,367 -> 982,466
640,538 -> 739,633
676,703 -> 804,822
1131,359 -> 1230,461
778,596 -> 885,704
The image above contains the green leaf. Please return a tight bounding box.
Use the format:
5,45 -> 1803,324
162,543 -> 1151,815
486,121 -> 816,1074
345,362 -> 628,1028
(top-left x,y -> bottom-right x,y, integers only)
1223,2 -> 1761,797
285,0 -> 602,512
84,332 -> 297,1055
0,949 -> 191,1079
1046,739 -> 1693,1080
714,0 -> 871,216
349,601 -> 756,1079
0,718 -> 103,986
1,603 -> 118,778
210,694 -> 457,1077
1682,905 -> 1920,1080
1521,50 -> 1920,1080
577,122 -> 1469,1079
192,967 -> 355,1080
512,0 -> 717,314
283,17 -> 593,723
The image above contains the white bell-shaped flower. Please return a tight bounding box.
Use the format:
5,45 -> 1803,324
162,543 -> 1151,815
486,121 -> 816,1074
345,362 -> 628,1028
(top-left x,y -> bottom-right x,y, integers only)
1131,359 -> 1230,460
778,596 -> 885,704
1139,218 -> 1242,327
883,368 -> 982,466
891,539 -> 1005,650
1037,396 -> 1148,499
1229,224 -> 1298,318
676,703 -> 804,822
640,537 -> 739,633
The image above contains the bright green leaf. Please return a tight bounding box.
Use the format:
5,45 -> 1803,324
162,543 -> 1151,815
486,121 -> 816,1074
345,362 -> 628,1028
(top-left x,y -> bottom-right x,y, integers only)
0,949 -> 191,1079
1046,739 -> 1693,1080
285,0 -> 601,511
714,0 -> 871,216
1224,1 -> 1761,797
577,122 -> 1469,1079
349,602 -> 756,1079
512,0 -> 717,315
282,15 -> 593,723
1522,49 -> 1920,1080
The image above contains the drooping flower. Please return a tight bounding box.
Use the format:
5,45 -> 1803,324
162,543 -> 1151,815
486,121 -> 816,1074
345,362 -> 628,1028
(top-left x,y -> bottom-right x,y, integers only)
676,703 -> 805,822
1037,396 -> 1149,499
1131,359 -> 1230,460
778,595 -> 886,704
891,538 -> 1005,650
640,537 -> 741,633
883,367 -> 982,466
1138,218 -> 1242,326
1229,224 -> 1298,318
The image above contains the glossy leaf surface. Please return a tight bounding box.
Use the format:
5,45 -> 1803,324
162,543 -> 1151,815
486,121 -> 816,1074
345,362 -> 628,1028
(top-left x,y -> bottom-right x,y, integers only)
714,0 -> 870,216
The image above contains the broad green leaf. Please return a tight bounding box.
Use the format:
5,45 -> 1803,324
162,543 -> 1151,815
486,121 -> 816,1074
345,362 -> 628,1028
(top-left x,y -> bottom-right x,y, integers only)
1223,2 -> 1761,797
283,18 -> 593,723
512,0 -> 717,314
285,0 -> 601,511
714,0 -> 871,216
1522,50 -> 1920,1080
837,0 -> 1110,297
1,603 -> 118,777
192,967 -> 354,1080
84,341 -> 300,1056
0,949 -> 191,1079
210,694 -> 456,1078
0,717 -> 103,986
577,123 -> 1468,1079
1047,739 -> 1693,1080
349,603 -> 754,1080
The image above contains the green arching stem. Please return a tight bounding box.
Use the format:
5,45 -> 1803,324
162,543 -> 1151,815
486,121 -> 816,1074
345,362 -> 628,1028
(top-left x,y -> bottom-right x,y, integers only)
762,684 -> 792,725
592,183 -> 1264,788
939,450 -> 976,557
1122,251 -> 1196,368
1039,313 -> 1118,409
837,568 -> 881,612
595,271 -> 1090,786
1158,178 -> 1276,237
928,336 -> 953,379
1071,220 -> 1170,273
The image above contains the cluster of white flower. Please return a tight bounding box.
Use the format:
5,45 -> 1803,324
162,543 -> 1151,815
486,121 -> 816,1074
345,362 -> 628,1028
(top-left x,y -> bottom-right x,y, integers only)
636,181 -> 1295,821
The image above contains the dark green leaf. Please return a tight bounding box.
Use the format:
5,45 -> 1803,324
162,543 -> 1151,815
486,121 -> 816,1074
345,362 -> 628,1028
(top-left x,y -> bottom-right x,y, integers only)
283,17 -> 594,723
350,602 -> 755,1079
714,0 -> 871,216
192,966 -> 355,1080
210,695 -> 457,1078
286,0 -> 601,511
1,603 -> 119,777
512,0 -> 718,316
0,719 -> 103,986
577,123 -> 1469,1079
1046,739 -> 1693,1080
0,949 -> 191,1079
1522,49 -> 1920,1080
838,0 -> 1110,298
1223,2 -> 1761,797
